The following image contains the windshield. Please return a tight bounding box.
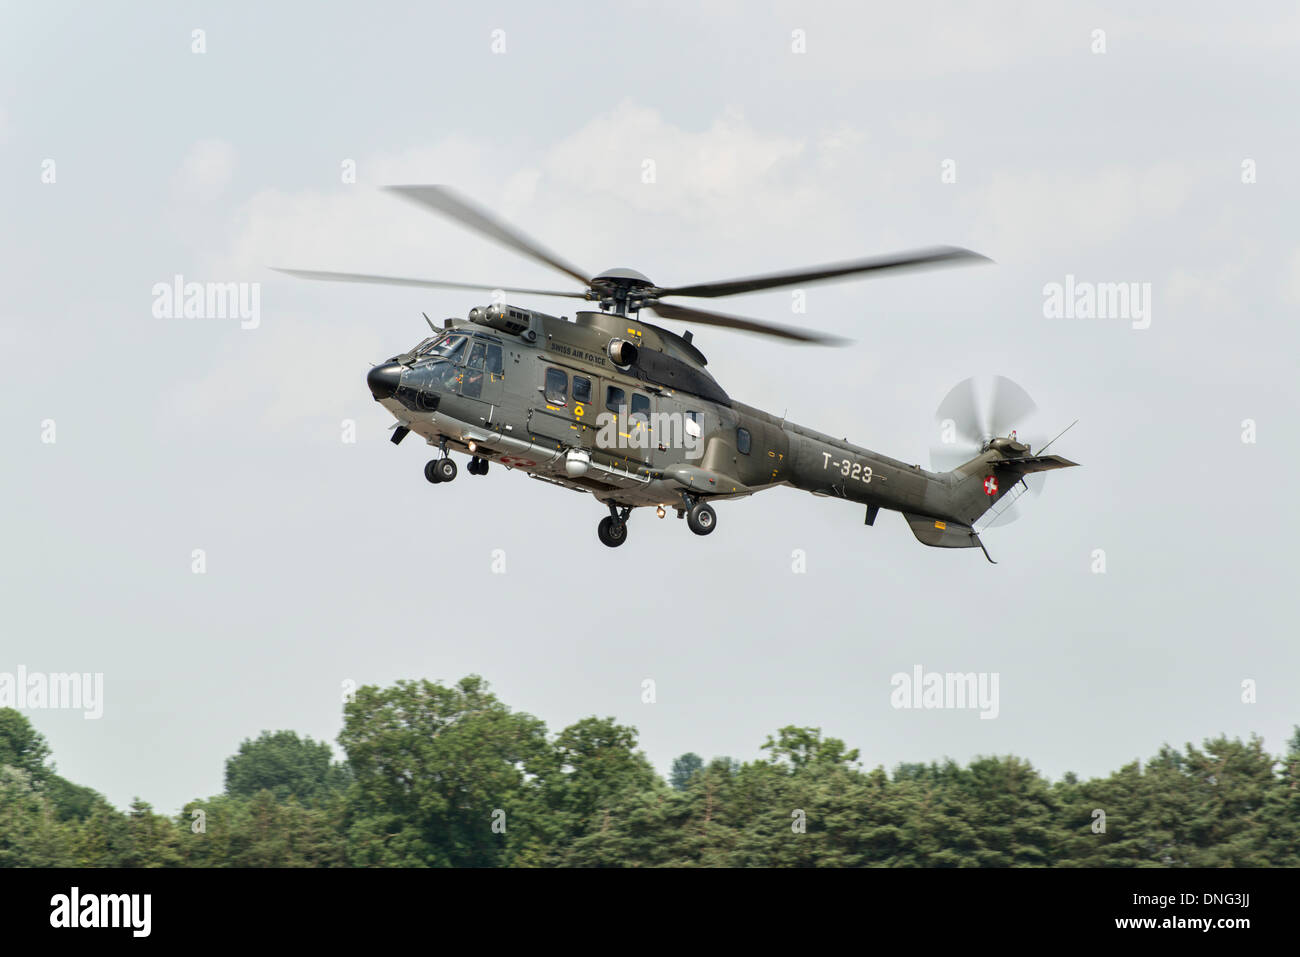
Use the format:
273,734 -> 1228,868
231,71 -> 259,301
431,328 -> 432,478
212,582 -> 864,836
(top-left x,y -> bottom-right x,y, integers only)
424,334 -> 467,361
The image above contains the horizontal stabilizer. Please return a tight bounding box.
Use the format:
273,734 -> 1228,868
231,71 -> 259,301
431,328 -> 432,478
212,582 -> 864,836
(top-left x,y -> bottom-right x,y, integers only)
993,454 -> 1079,474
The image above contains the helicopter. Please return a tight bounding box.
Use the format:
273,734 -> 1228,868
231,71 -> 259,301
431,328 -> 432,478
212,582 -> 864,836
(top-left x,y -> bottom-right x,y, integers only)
277,186 -> 1078,558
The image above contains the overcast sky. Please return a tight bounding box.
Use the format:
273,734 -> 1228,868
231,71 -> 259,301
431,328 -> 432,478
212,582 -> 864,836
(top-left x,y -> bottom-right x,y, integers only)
3,1 -> 1298,814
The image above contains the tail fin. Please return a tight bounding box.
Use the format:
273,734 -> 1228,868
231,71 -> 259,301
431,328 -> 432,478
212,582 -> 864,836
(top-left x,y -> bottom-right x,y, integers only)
902,449 -> 1079,555
949,449 -> 1079,526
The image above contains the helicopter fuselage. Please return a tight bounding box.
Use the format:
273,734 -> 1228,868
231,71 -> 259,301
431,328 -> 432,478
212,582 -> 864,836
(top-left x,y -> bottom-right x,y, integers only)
367,305 -> 1056,549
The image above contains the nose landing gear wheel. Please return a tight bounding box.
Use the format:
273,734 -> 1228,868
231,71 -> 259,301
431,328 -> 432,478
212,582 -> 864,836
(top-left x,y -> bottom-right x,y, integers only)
424,459 -> 443,484
468,456 -> 489,475
598,516 -> 628,547
687,502 -> 716,536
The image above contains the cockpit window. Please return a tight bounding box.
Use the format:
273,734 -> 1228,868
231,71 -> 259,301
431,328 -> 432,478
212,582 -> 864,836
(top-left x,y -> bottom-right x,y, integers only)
434,361 -> 462,390
466,340 -> 487,371
416,334 -> 445,355
424,334 -> 467,362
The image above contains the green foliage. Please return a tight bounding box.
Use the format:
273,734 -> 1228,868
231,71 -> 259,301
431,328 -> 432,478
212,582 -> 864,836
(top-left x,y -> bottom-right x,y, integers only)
3,690 -> 1299,868
224,730 -> 347,806
0,708 -> 53,782
669,753 -> 703,791
337,675 -> 550,866
179,793 -> 347,867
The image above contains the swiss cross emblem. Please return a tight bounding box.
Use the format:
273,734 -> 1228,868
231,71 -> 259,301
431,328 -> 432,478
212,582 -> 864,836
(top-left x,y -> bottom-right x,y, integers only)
984,475 -> 998,496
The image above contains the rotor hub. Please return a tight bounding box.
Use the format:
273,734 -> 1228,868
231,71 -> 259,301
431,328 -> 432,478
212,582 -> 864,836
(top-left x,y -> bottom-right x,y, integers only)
590,266 -> 655,291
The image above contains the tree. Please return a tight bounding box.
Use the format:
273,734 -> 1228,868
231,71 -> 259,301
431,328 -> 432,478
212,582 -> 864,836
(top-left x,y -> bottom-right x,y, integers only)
546,717 -> 658,839
337,675 -> 549,867
0,708 -> 52,782
669,753 -> 704,791
760,726 -> 859,771
224,730 -> 346,805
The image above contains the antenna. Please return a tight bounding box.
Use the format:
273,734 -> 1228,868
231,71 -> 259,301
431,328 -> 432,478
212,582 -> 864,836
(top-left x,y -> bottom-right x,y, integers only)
422,312 -> 436,333
1035,419 -> 1078,456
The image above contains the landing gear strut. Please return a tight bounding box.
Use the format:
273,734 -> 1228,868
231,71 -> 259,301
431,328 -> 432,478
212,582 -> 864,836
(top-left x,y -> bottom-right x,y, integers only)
598,504 -> 631,548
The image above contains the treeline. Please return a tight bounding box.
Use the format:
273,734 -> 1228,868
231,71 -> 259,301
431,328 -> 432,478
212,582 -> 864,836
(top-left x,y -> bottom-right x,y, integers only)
2,676 -> 1298,867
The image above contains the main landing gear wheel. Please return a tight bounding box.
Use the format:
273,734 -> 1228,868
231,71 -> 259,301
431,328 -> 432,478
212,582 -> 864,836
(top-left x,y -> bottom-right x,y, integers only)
595,512 -> 626,548
468,456 -> 489,475
598,516 -> 628,548
426,458 -> 457,483
687,502 -> 716,536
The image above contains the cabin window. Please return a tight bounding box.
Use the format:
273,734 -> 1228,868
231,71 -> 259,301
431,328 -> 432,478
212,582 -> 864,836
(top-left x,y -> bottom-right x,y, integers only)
486,344 -> 504,375
630,392 -> 651,425
684,411 -> 702,438
605,386 -> 625,413
737,427 -> 751,455
572,376 -> 592,404
544,368 -> 568,406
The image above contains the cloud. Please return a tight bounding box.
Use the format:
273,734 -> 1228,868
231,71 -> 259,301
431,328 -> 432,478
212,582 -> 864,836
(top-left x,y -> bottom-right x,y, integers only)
166,319 -> 389,439
216,103 -> 874,287
1283,249 -> 1300,306
173,139 -> 237,202
963,162 -> 1201,260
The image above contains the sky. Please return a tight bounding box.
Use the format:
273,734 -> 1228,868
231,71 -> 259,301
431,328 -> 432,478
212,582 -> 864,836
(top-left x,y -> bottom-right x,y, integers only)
2,1 -> 1298,815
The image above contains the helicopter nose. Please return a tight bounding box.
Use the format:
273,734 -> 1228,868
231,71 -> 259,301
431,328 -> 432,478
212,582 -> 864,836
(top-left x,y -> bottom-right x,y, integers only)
366,362 -> 403,400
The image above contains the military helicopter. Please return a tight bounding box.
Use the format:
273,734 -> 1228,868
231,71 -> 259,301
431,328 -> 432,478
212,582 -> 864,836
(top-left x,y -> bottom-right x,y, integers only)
277,186 -> 1078,558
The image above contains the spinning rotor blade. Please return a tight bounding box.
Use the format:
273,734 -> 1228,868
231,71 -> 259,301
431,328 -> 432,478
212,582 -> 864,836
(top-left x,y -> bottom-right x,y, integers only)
933,377 -> 988,456
644,300 -> 850,345
270,267 -> 586,299
985,375 -> 1038,440
653,246 -> 989,299
930,375 -> 1060,528
385,186 -> 592,288
929,375 -> 1045,473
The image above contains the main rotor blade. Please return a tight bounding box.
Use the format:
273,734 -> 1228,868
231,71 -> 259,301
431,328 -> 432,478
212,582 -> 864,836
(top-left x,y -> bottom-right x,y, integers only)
644,300 -> 850,345
271,267 -> 587,299
385,185 -> 592,288
654,246 -> 990,299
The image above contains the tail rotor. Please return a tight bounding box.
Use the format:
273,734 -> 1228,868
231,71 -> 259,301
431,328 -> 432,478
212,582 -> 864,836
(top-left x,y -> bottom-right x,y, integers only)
930,375 -> 1051,527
